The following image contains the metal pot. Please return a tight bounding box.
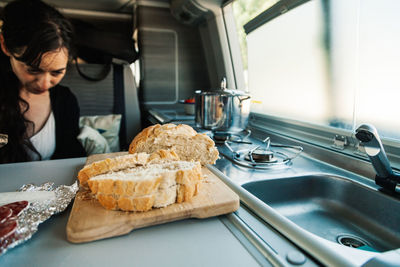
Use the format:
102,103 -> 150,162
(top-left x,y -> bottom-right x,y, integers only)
195,78 -> 251,133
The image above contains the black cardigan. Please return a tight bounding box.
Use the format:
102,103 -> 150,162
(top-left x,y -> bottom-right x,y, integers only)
50,85 -> 86,159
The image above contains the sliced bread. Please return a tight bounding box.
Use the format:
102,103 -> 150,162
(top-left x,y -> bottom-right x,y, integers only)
87,161 -> 202,212
128,124 -> 219,165
78,149 -> 180,187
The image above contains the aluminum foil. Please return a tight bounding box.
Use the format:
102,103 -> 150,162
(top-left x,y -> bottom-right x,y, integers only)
0,181 -> 78,255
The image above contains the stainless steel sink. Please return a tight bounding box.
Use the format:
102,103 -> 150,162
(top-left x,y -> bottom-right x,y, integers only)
242,175 -> 400,253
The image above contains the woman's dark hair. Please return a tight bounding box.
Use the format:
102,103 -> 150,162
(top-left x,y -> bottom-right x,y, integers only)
0,0 -> 74,163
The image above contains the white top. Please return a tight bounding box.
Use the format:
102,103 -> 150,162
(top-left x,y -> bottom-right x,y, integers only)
27,112 -> 56,161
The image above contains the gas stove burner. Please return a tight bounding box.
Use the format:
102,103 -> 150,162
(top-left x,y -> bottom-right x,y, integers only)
222,135 -> 303,170
245,149 -> 278,163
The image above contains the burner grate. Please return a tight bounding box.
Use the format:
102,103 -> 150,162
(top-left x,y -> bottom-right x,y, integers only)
223,136 -> 303,170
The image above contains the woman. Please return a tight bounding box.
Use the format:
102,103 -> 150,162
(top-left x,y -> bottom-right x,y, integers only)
0,0 -> 86,163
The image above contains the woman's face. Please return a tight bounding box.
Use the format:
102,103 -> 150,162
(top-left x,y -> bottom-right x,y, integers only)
9,48 -> 68,95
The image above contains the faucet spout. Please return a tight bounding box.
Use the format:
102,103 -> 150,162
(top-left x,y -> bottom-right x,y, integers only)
355,123 -> 400,192
355,124 -> 393,178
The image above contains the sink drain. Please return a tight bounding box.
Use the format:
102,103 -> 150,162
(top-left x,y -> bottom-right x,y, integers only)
337,234 -> 370,248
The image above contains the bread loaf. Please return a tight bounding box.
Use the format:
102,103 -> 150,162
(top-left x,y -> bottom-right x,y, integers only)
87,161 -> 202,212
129,124 -> 219,165
77,149 -> 180,187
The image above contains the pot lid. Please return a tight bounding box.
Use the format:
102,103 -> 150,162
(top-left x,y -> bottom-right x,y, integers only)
195,77 -> 250,97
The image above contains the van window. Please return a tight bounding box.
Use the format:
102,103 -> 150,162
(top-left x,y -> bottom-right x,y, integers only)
226,0 -> 400,142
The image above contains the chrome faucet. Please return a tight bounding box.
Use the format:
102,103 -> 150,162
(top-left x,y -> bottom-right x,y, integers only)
355,124 -> 400,192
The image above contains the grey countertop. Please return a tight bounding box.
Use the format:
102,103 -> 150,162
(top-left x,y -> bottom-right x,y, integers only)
0,158 -> 261,267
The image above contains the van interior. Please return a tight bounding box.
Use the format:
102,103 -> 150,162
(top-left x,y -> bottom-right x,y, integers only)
0,0 -> 400,266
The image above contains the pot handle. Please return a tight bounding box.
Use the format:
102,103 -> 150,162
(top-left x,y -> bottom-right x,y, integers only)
221,77 -> 227,90
236,95 -> 251,108
237,96 -> 251,103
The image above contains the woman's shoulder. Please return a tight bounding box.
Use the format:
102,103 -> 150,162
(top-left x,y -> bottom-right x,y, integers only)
49,84 -> 79,112
50,83 -> 81,120
50,84 -> 73,96
50,84 -> 77,101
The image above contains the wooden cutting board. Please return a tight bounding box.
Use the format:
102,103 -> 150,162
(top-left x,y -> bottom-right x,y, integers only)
66,152 -> 240,243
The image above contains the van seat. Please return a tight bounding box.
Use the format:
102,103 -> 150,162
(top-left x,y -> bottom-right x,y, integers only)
60,62 -> 141,150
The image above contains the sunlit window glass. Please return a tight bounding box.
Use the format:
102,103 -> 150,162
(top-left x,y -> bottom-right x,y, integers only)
230,0 -> 400,141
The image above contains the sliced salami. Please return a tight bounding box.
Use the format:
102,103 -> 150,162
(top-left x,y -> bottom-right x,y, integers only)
0,207 -> 12,224
3,201 -> 29,217
0,219 -> 17,241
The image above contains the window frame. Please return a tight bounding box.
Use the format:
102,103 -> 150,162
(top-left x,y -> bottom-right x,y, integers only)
243,0 -> 311,34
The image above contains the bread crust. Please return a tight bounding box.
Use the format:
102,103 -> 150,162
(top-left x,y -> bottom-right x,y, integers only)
128,124 -> 219,165
87,162 -> 203,212
78,149 -> 180,187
